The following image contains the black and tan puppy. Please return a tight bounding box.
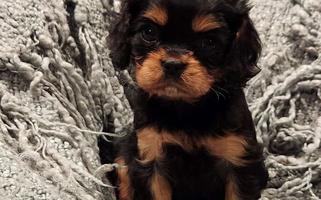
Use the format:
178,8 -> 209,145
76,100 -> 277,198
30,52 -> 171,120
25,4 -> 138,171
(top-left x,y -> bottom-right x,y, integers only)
108,0 -> 268,199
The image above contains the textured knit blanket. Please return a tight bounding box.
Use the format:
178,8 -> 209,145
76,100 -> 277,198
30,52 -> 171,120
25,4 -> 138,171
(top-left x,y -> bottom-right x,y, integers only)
0,0 -> 132,199
0,0 -> 320,199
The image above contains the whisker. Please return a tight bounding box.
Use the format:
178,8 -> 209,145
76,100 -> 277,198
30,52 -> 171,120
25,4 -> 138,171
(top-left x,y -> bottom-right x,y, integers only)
209,87 -> 220,101
213,85 -> 231,98
213,85 -> 229,94
216,90 -> 227,100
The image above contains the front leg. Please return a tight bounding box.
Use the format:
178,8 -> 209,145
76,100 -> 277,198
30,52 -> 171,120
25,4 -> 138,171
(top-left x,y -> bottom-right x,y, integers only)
225,176 -> 241,200
115,157 -> 172,200
232,143 -> 268,200
136,127 -> 173,200
115,127 -> 173,200
149,164 -> 172,200
115,157 -> 134,200
201,134 -> 268,200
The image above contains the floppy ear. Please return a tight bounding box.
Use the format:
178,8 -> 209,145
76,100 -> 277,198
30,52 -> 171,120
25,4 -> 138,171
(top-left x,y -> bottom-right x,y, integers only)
225,10 -> 261,85
108,1 -> 132,70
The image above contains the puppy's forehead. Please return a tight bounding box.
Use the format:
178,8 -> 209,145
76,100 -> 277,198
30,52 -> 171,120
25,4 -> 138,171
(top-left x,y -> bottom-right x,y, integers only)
142,0 -> 222,31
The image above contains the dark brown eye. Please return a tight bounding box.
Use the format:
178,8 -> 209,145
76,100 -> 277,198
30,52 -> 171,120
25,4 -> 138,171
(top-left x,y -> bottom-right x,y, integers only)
141,25 -> 159,42
202,38 -> 217,49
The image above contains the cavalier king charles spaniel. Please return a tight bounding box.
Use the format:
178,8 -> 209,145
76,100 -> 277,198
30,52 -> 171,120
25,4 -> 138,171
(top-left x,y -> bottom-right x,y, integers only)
106,0 -> 268,199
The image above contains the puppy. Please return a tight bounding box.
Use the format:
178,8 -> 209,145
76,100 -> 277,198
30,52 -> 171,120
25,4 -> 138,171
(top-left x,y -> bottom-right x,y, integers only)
108,0 -> 268,199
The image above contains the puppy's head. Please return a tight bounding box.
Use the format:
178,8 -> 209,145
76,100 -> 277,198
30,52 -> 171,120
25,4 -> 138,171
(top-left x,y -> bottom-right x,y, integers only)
109,0 -> 260,102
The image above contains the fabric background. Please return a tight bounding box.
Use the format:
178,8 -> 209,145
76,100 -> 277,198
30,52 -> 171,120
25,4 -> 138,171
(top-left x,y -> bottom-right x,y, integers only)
0,0 -> 320,199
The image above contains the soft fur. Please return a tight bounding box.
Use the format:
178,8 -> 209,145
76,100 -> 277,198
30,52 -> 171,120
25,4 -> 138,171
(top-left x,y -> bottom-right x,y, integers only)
106,0 -> 268,199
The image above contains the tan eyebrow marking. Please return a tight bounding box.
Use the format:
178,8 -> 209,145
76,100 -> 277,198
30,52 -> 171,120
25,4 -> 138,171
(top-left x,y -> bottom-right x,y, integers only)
192,14 -> 222,32
143,5 -> 168,26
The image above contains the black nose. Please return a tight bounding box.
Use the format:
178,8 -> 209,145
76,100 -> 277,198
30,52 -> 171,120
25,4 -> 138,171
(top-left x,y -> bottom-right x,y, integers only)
162,60 -> 186,76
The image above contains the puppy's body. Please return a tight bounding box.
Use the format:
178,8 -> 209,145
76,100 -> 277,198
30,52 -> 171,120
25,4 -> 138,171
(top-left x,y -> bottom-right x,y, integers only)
108,0 -> 268,199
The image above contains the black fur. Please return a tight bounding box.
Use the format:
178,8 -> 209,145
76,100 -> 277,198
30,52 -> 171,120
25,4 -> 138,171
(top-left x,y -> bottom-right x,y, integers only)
104,0 -> 268,199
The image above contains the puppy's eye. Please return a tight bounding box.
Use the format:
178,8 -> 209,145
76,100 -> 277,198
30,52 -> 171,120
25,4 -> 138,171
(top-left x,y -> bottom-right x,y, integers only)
141,25 -> 159,42
202,38 -> 217,49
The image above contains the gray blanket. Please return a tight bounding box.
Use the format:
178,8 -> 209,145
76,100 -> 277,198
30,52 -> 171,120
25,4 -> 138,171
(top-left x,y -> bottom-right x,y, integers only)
0,0 -> 320,199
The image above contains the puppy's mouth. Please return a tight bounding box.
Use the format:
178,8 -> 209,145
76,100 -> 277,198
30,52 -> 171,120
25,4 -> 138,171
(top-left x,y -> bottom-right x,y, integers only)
149,83 -> 195,101
135,47 -> 217,102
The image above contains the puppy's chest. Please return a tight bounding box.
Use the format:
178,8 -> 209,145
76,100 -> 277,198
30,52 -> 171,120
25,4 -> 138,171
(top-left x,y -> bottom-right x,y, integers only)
135,126 -> 248,167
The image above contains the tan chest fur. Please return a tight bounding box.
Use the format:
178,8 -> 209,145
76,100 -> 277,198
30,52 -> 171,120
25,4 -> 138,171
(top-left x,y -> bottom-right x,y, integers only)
136,126 -> 248,167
